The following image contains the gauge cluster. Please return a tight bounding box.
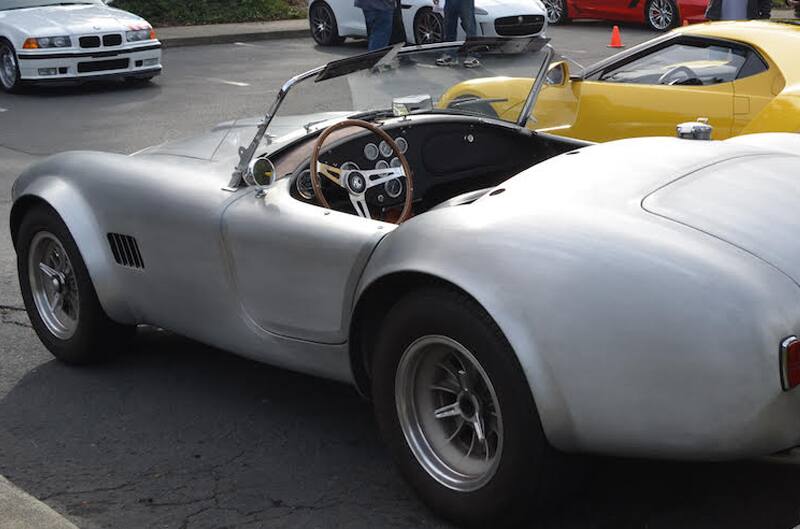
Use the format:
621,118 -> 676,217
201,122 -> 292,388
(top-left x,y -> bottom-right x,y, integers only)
296,133 -> 411,210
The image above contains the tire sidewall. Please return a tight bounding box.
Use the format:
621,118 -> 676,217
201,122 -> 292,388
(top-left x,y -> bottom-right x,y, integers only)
16,206 -> 117,364
372,288 -> 548,526
0,38 -> 22,93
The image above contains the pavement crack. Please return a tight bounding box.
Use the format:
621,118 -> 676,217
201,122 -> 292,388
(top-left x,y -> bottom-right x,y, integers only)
0,143 -> 51,157
0,305 -> 32,329
41,481 -> 135,501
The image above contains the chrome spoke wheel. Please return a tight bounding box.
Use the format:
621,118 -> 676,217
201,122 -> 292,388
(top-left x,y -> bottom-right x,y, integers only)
0,45 -> 18,90
544,0 -> 564,24
396,335 -> 503,492
311,5 -> 334,43
648,0 -> 674,30
28,232 -> 80,340
415,11 -> 443,44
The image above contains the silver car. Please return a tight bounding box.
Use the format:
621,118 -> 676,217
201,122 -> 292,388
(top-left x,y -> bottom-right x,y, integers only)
10,39 -> 800,526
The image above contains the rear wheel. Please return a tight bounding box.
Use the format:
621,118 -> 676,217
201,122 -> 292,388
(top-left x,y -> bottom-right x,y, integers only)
372,287 -> 567,527
544,0 -> 570,25
645,0 -> 678,30
0,39 -> 23,93
413,8 -> 444,45
16,205 -> 134,364
309,1 -> 345,46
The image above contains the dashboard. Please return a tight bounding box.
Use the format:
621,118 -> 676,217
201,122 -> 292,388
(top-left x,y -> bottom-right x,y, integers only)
282,114 -> 573,218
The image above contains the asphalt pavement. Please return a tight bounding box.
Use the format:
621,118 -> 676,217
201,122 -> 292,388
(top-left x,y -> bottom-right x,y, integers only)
2,23 -> 800,529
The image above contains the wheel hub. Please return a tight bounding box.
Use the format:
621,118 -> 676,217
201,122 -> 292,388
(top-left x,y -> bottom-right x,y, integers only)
28,232 -> 80,340
396,335 -> 503,492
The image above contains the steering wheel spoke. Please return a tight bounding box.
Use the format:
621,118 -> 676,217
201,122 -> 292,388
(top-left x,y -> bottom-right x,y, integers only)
309,119 -> 414,224
317,162 -> 345,187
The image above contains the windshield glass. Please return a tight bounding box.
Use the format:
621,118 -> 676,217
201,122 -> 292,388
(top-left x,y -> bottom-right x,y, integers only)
0,0 -> 102,9
269,39 -> 551,140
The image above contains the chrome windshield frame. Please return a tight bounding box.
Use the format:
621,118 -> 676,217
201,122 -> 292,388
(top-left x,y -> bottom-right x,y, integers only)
230,38 -> 554,188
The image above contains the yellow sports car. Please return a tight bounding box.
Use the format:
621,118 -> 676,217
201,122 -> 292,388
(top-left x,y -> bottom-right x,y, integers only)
441,20 -> 800,141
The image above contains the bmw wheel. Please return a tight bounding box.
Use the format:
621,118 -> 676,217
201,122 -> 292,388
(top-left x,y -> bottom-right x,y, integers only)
645,0 -> 678,30
414,8 -> 444,45
544,0 -> 570,24
16,205 -> 135,364
0,39 -> 23,93
372,287 -> 568,526
309,1 -> 345,46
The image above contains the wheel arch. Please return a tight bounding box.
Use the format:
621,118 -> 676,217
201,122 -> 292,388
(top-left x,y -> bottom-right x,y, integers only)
348,269 -> 572,450
11,182 -> 136,324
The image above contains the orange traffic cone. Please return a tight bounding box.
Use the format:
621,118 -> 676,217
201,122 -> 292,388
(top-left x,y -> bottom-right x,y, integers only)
608,25 -> 624,48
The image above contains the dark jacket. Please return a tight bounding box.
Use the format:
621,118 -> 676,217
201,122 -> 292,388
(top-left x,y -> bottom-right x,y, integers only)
354,0 -> 396,10
705,0 -> 772,19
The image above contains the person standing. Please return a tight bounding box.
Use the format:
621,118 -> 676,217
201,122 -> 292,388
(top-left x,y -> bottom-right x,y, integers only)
435,0 -> 481,68
705,0 -> 771,20
356,0 -> 396,51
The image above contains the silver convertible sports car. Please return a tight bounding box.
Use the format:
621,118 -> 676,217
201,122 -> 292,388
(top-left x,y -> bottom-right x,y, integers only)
10,38 -> 800,526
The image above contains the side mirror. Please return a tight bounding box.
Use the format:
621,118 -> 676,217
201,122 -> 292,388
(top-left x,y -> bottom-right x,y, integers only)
545,61 -> 569,87
246,156 -> 277,195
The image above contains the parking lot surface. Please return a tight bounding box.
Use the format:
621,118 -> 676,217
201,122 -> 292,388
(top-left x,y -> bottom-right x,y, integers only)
2,24 -> 800,529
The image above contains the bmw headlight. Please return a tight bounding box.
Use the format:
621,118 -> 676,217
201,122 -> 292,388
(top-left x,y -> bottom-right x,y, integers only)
23,36 -> 72,49
126,28 -> 155,42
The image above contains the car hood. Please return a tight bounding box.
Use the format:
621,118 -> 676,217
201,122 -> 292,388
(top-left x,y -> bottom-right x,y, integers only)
0,4 -> 146,35
476,0 -> 546,15
133,112 -> 352,162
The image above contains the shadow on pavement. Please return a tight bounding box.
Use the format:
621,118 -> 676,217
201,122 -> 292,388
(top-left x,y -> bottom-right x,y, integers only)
0,328 -> 799,528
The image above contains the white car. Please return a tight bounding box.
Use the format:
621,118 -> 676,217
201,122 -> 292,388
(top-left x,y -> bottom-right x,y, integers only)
308,0 -> 548,46
0,0 -> 162,93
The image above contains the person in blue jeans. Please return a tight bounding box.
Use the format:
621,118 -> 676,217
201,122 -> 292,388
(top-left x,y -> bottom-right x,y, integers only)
355,0 -> 395,51
435,0 -> 480,68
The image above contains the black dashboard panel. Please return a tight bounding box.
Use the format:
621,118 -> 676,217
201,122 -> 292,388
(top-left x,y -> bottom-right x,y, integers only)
287,114 -> 573,214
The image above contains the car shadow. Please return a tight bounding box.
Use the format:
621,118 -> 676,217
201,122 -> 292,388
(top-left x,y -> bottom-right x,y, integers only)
0,328 -> 799,528
14,78 -> 162,99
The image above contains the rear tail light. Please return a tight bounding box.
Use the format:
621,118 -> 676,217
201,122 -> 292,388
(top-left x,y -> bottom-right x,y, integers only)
780,336 -> 800,391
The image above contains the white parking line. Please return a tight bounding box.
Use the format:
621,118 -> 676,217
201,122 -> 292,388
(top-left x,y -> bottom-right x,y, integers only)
207,77 -> 250,87
233,42 -> 261,48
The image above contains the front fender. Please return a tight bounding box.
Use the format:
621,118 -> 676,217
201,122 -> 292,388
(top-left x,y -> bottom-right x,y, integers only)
11,155 -> 137,324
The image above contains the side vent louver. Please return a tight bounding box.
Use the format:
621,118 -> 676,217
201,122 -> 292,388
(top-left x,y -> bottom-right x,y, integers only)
107,233 -> 145,269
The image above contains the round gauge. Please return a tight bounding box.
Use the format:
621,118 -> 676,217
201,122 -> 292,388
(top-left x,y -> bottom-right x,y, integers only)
390,157 -> 402,168
395,137 -> 408,154
364,143 -> 379,161
385,178 -> 403,199
341,161 -> 360,171
379,140 -> 393,158
375,160 -> 389,170
296,169 -> 314,200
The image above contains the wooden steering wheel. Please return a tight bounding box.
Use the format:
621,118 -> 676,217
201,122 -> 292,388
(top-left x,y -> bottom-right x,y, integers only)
310,119 -> 415,224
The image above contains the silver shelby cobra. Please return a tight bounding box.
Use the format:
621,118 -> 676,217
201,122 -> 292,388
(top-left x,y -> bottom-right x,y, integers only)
10,38 -> 800,526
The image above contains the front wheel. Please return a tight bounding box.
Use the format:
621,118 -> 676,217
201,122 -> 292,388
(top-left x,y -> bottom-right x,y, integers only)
16,205 -> 135,364
413,8 -> 444,45
309,1 -> 345,46
372,287 -> 566,527
645,0 -> 678,30
0,40 -> 23,93
543,0 -> 570,24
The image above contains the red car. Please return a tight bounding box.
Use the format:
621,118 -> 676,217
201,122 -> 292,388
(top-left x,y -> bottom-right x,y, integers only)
543,0 -> 708,30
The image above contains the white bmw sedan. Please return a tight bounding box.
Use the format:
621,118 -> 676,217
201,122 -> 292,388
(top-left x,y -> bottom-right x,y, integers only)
308,0 -> 548,46
0,0 -> 162,92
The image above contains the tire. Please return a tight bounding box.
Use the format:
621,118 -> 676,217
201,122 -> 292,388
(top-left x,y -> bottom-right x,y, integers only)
371,287 -> 568,527
543,0 -> 570,25
645,0 -> 678,31
0,39 -> 23,93
16,205 -> 135,365
413,8 -> 444,45
309,1 -> 345,46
